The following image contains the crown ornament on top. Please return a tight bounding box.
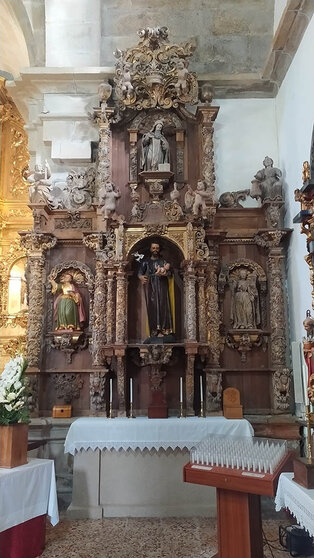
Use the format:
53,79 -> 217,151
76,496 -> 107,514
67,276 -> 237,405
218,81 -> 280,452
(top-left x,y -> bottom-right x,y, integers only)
113,27 -> 199,110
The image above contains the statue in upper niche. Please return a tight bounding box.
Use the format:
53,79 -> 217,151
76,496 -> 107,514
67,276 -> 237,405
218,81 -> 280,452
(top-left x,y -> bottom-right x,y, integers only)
140,120 -> 170,172
26,160 -> 52,204
251,156 -> 283,201
230,268 -> 260,329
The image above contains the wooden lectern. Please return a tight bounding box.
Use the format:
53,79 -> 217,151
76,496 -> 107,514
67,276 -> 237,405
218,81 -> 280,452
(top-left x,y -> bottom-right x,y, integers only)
183,452 -> 293,558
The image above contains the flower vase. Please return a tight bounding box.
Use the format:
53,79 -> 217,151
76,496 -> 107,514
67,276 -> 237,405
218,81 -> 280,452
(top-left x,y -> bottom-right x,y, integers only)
0,423 -> 28,468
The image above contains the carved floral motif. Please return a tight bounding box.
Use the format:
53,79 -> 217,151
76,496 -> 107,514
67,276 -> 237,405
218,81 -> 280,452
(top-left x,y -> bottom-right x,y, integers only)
53,373 -> 84,404
114,27 -> 198,111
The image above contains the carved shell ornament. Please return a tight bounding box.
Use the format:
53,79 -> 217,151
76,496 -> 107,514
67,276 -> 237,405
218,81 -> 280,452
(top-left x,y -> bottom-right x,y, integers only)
114,27 -> 199,110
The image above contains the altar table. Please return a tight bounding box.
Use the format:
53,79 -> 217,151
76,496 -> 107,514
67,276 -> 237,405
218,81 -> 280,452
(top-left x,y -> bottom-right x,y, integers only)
275,472 -> 314,537
0,459 -> 59,558
65,417 -> 253,519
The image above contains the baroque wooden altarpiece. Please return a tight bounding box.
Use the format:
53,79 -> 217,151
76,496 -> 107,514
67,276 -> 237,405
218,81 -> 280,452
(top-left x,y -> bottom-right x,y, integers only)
15,29 -> 292,424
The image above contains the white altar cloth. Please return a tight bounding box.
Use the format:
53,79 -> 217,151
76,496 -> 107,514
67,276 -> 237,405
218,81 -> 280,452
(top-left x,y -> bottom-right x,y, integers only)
0,458 -> 59,532
275,472 -> 314,537
65,416 -> 254,455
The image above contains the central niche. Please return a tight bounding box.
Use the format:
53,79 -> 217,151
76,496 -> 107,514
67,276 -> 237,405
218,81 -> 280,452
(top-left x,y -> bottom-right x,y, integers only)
127,236 -> 184,344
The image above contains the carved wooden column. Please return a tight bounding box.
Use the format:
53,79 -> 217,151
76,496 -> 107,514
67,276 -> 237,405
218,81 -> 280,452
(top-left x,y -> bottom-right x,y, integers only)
196,106 -> 219,188
175,128 -> 185,185
115,263 -> 128,344
197,266 -> 207,343
255,231 -> 291,412
92,258 -> 107,365
106,270 -> 116,345
183,261 -> 197,341
185,353 -> 195,415
96,103 -> 113,190
116,355 -> 126,417
20,233 -> 57,370
206,249 -> 221,366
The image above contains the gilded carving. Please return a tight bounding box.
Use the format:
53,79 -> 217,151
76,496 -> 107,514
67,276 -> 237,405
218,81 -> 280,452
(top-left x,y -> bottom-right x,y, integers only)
195,227 -> 210,261
183,262 -> 196,340
55,213 -> 92,230
205,258 -> 222,365
116,265 -> 128,344
2,337 -> 26,358
92,260 -> 107,366
114,27 -> 198,111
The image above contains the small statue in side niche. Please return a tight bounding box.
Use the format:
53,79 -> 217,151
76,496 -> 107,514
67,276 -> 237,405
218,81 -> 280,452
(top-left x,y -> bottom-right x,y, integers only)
50,272 -> 86,331
99,181 -> 121,220
174,59 -> 189,95
140,120 -> 170,172
26,160 -> 52,204
230,268 -> 260,329
121,63 -> 134,98
251,156 -> 283,201
170,182 -> 180,201
192,180 -> 211,217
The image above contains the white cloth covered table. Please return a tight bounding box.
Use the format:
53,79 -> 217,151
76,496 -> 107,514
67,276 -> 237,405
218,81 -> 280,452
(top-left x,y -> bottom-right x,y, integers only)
65,416 -> 254,455
0,458 -> 59,532
275,472 -> 314,537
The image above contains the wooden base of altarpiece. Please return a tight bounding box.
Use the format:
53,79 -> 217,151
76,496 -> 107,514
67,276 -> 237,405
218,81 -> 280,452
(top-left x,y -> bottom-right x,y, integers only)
183,452 -> 293,558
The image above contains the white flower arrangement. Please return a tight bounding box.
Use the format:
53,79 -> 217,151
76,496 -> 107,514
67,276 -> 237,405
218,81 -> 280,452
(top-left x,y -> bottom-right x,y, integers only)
0,355 -> 29,425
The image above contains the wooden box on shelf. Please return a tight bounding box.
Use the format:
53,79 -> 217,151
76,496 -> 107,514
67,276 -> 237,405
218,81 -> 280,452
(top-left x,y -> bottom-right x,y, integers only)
52,405 -> 72,418
223,387 -> 243,419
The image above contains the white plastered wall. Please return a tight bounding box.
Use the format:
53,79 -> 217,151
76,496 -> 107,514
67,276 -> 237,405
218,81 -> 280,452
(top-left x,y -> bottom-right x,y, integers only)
275,14 -> 314,342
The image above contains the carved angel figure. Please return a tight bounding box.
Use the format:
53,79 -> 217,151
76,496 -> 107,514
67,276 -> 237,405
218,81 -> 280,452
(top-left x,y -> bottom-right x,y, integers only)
50,272 -> 86,331
121,63 -> 134,97
175,59 -> 189,94
26,160 -> 52,204
230,268 -> 260,329
192,180 -> 211,216
98,181 -> 121,220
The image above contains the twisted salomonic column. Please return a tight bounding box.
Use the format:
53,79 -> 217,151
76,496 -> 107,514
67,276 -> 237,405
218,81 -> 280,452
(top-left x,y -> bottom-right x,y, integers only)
183,261 -> 197,341
115,264 -> 128,345
92,258 -> 107,365
197,266 -> 207,343
255,231 -> 291,411
20,232 -> 57,369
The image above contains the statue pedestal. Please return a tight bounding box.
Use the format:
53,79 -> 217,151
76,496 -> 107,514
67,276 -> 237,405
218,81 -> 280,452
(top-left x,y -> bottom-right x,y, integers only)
148,390 -> 168,419
139,170 -> 174,201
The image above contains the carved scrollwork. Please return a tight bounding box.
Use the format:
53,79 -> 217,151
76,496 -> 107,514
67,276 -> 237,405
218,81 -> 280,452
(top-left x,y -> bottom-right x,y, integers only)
114,27 -> 198,111
48,261 -> 94,293
55,213 -> 92,230
144,224 -> 168,236
195,227 -> 210,261
53,373 -> 84,404
21,232 -> 57,254
205,370 -> 222,412
273,368 -> 291,411
90,370 -> 107,411
163,200 -> 183,222
50,332 -> 89,364
25,374 -> 39,414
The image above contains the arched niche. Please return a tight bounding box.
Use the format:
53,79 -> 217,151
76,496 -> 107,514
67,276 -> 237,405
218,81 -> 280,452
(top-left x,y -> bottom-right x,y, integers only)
127,235 -> 184,343
7,256 -> 28,316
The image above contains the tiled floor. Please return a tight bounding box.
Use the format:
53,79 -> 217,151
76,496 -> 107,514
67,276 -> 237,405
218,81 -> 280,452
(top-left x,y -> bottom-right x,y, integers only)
41,516 -> 305,558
